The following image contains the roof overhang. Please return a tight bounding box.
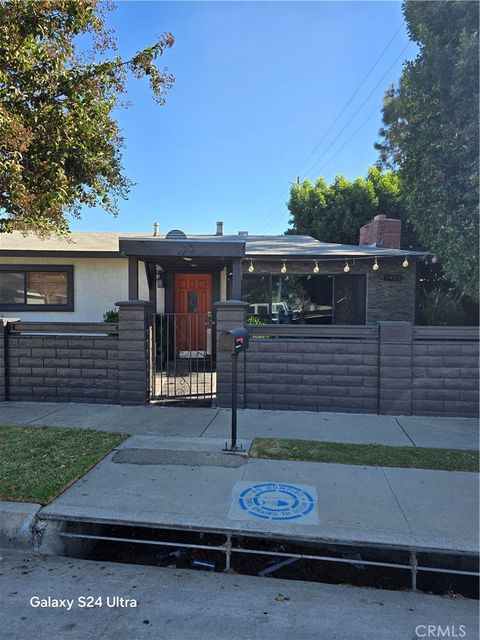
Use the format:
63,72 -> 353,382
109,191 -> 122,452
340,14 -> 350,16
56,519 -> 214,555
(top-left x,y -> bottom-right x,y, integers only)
119,237 -> 246,260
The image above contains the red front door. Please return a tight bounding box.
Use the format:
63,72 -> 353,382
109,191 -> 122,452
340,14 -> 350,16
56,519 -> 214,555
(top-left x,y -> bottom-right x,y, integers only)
174,274 -> 212,353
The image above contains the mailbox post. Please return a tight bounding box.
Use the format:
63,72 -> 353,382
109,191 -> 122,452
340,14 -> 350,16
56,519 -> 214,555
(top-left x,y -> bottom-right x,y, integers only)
224,327 -> 249,452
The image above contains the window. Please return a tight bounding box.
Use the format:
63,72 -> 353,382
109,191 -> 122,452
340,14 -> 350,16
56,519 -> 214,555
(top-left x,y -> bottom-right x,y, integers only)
242,273 -> 366,325
242,274 -> 271,322
0,266 -> 74,311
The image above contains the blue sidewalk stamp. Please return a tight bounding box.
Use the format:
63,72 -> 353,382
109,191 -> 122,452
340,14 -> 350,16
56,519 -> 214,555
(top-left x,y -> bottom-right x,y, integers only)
237,482 -> 315,521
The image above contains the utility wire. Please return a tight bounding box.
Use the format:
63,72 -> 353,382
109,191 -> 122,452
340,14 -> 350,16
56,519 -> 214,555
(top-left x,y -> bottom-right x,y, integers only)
302,41 -> 410,182
258,40 -> 411,235
254,25 -> 405,234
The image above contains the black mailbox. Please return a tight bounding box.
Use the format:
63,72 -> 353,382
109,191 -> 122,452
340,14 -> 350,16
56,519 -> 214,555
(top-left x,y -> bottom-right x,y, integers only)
225,327 -> 249,354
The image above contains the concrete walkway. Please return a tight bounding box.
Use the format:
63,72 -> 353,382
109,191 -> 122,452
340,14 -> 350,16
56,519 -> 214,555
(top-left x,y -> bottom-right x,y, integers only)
2,548 -> 478,640
1,401 -> 478,450
40,435 -> 479,555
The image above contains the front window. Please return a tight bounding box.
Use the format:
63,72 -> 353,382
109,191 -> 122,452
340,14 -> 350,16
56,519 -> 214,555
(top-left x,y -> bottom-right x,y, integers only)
0,266 -> 73,311
243,273 -> 366,325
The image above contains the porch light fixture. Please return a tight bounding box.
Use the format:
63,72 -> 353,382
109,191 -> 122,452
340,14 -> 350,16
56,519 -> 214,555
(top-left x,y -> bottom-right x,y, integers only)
343,260 -> 350,273
248,260 -> 255,273
402,256 -> 409,268
313,260 -> 320,274
372,258 -> 379,271
280,261 -> 287,274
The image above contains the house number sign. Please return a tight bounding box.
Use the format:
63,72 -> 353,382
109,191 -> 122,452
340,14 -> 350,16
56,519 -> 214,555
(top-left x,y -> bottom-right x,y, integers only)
384,274 -> 403,282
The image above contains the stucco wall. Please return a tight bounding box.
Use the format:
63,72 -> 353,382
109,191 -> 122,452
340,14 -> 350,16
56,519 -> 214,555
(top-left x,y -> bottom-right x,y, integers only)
242,258 -> 416,324
0,256 -> 149,322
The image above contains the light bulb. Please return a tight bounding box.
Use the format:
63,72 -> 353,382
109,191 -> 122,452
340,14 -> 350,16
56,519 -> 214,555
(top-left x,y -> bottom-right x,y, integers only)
344,261 -> 350,273
313,260 -> 320,274
280,262 -> 287,274
402,257 -> 409,268
372,258 -> 379,271
248,260 -> 254,273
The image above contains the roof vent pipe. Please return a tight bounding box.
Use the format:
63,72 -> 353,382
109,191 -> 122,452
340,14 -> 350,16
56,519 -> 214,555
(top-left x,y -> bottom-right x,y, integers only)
216,221 -> 223,236
153,222 -> 159,237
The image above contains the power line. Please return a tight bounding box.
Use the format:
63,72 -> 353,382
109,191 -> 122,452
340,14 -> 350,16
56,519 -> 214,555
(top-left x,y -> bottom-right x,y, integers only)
254,25 -> 405,234
258,40 -> 411,235
302,41 -> 410,182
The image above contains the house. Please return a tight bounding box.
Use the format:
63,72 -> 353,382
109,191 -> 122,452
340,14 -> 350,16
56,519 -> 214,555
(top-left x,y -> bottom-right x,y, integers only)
0,216 -> 426,334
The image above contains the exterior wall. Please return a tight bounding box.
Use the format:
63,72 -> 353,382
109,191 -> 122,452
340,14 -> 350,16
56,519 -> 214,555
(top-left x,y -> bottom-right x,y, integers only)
7,332 -> 119,403
412,339 -> 479,417
366,261 -> 416,324
0,256 -> 149,322
242,258 -> 416,324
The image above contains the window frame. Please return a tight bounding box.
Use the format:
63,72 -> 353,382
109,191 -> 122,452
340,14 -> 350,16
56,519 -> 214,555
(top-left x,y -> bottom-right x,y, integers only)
0,265 -> 74,311
242,271 -> 367,325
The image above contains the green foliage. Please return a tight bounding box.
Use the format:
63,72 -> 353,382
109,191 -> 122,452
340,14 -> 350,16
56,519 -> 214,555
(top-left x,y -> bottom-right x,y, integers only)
286,166 -> 416,247
418,286 -> 467,326
250,438 -> 479,473
0,0 -> 174,235
246,314 -> 268,325
102,308 -> 119,323
0,425 -> 127,504
376,1 -> 479,300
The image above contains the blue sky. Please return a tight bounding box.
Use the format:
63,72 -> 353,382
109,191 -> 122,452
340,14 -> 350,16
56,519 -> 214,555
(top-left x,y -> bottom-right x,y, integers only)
71,1 -> 416,236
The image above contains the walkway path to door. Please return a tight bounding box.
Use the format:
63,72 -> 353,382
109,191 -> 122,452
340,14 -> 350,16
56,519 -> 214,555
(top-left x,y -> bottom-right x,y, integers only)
1,401 -> 477,450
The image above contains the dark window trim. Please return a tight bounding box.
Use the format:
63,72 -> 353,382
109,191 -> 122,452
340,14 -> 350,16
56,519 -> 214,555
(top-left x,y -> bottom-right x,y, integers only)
0,264 -> 74,311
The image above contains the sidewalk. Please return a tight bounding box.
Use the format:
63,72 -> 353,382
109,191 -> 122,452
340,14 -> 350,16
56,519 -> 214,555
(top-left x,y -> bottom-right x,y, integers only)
40,434 -> 480,555
1,401 -> 478,450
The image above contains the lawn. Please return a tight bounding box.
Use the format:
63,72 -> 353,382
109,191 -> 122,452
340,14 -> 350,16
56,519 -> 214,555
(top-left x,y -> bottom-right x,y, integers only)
0,425 -> 128,504
250,438 -> 479,472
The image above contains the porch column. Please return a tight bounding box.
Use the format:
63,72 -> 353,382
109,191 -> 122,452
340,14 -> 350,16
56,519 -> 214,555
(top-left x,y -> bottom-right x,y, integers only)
214,300 -> 249,408
128,256 -> 139,300
231,258 -> 242,300
116,300 -> 153,405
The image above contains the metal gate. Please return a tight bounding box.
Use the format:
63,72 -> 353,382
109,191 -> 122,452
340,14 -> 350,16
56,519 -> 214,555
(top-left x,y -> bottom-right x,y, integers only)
152,313 -> 215,404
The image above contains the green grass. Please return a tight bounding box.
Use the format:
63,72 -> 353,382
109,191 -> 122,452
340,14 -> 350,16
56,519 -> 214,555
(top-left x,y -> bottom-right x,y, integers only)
0,425 -> 128,505
250,438 -> 479,472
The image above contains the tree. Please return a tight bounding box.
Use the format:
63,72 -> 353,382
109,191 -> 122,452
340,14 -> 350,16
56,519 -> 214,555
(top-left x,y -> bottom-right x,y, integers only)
376,1 -> 479,300
286,167 -> 416,247
0,0 -> 174,235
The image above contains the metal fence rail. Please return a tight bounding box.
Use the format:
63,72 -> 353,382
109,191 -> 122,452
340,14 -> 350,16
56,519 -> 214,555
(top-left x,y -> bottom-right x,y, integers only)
8,321 -> 118,335
246,324 -> 378,340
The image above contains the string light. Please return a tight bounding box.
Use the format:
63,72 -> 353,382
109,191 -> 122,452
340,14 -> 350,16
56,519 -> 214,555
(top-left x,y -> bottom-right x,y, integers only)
372,257 -> 379,271
313,260 -> 320,274
402,256 -> 409,268
343,260 -> 350,273
248,260 -> 255,273
280,261 -> 287,274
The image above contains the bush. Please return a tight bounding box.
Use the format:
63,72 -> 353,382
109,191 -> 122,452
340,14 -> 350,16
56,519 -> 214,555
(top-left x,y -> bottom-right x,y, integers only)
103,308 -> 119,323
418,287 -> 467,326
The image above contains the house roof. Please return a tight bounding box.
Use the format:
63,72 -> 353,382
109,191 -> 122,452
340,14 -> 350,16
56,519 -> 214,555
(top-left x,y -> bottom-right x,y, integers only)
0,230 -> 427,260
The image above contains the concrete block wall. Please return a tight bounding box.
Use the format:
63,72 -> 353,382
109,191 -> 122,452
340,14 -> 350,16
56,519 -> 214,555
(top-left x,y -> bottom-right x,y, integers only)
215,305 -> 479,417
241,338 -> 379,413
6,333 -> 119,403
412,340 -> 480,417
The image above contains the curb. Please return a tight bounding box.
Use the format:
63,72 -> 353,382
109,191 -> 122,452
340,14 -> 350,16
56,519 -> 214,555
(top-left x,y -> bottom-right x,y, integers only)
0,501 -> 41,550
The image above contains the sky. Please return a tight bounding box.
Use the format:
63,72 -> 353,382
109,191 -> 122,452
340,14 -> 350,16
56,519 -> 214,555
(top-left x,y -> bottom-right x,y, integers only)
71,0 -> 417,236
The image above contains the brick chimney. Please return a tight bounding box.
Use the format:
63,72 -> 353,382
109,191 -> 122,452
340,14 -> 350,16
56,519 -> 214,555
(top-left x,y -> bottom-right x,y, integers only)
359,214 -> 401,249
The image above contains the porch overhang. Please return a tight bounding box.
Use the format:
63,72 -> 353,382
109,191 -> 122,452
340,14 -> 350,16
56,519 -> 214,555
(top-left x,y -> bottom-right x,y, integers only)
120,237 -> 246,301
119,237 -> 246,260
